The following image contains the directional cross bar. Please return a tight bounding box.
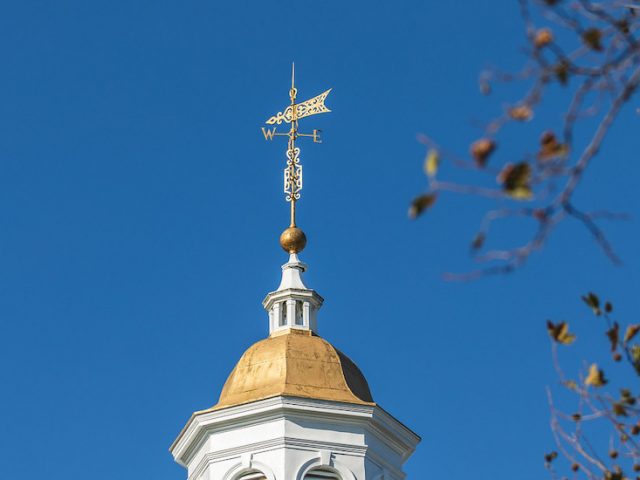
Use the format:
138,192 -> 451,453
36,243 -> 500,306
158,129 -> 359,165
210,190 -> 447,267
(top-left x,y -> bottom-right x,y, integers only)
261,127 -> 322,143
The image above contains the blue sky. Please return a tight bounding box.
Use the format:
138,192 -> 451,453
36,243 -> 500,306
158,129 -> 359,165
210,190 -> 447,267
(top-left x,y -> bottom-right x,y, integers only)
0,1 -> 638,479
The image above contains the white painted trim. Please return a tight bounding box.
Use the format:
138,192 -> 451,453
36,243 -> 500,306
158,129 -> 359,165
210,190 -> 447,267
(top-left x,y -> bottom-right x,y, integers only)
364,450 -> 405,480
223,460 -> 276,480
171,397 -> 419,468
296,456 -> 356,480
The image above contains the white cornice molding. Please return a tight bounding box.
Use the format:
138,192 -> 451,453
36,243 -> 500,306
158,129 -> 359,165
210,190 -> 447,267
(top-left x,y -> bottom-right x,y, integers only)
370,406 -> 421,460
170,396 -> 420,468
262,287 -> 324,310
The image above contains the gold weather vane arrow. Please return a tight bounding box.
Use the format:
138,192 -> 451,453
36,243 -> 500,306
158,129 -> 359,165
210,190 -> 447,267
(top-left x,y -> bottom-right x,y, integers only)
265,89 -> 332,125
261,64 -> 331,254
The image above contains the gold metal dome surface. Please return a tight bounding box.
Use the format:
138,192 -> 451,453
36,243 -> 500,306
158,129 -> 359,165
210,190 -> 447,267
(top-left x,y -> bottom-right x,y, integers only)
279,226 -> 307,254
212,329 -> 374,410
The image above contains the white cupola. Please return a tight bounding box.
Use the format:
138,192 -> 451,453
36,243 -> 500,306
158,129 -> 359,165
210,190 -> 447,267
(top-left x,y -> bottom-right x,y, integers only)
263,253 -> 323,335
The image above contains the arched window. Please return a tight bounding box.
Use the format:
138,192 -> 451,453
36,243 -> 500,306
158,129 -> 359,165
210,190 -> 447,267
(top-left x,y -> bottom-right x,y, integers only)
237,472 -> 266,480
304,468 -> 341,479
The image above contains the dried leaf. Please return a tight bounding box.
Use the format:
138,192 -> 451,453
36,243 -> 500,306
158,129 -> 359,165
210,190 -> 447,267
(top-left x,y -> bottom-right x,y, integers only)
613,402 -> 628,417
547,320 -> 576,345
585,363 -> 607,387
470,139 -> 496,167
534,28 -> 553,48
498,162 -> 532,200
471,232 -> 486,251
616,19 -> 630,35
605,471 -> 623,480
620,389 -> 635,406
544,451 -> 558,464
408,193 -> 437,219
508,105 -> 533,121
582,28 -> 603,51
538,131 -> 568,161
424,149 -> 440,178
607,322 -> 620,352
582,292 -> 601,315
624,324 -> 640,343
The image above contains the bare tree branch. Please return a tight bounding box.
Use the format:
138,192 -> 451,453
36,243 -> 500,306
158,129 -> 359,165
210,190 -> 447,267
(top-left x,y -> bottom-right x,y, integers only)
411,0 -> 640,279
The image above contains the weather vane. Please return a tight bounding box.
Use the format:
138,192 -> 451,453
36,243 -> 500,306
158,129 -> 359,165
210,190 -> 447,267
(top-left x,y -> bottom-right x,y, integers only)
261,64 -> 331,254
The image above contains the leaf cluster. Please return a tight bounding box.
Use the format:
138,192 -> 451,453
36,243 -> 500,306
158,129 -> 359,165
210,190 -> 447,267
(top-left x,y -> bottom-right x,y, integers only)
546,292 -> 640,480
411,0 -> 640,279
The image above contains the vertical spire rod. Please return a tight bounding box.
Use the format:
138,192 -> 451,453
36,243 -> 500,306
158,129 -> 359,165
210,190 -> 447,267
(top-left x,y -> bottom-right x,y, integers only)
288,62 -> 298,227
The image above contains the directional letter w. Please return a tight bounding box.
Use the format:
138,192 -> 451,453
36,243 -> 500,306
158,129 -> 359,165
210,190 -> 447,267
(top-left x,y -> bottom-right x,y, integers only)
261,127 -> 277,141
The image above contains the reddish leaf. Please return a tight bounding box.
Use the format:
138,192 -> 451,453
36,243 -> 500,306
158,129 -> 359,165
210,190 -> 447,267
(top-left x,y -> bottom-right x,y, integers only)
606,322 -> 619,352
534,28 -> 553,48
470,139 -> 496,167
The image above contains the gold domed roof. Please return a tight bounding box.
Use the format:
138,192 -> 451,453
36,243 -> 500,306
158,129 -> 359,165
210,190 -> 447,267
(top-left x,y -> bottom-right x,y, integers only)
212,329 -> 374,410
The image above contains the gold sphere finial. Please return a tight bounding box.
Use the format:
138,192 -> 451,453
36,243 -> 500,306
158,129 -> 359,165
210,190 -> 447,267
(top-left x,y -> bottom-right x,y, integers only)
280,226 -> 307,254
